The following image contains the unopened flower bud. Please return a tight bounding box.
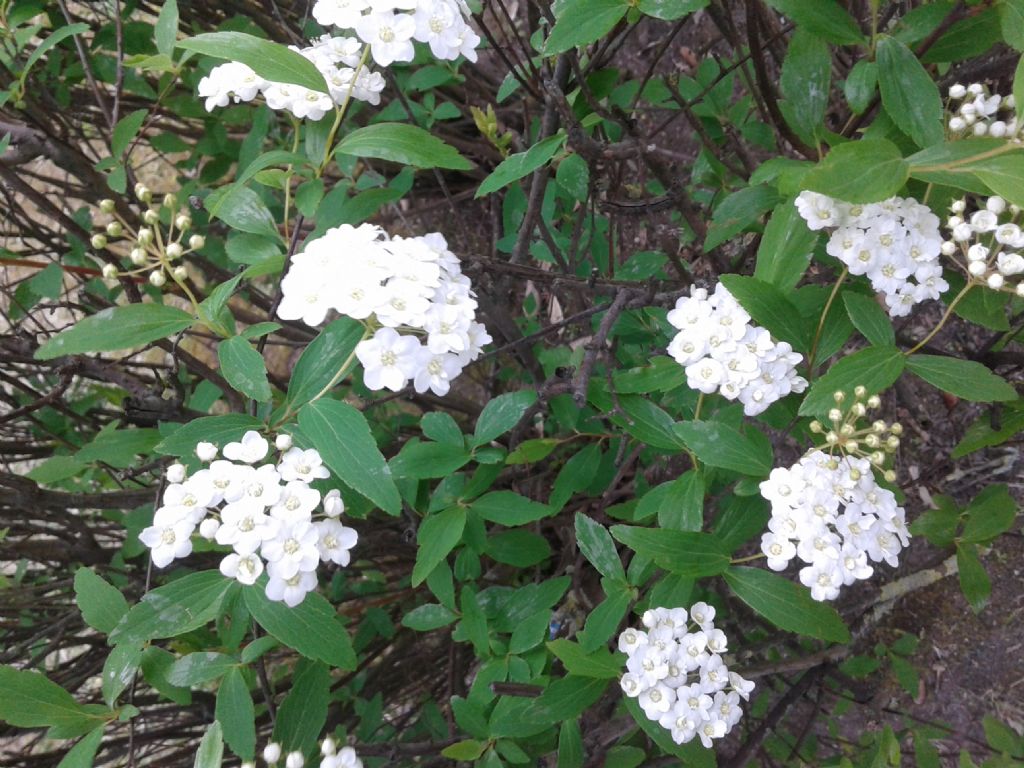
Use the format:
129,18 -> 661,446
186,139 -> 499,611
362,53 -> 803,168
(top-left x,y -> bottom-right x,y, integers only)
134,183 -> 151,202
950,199 -> 967,214
138,228 -> 154,246
974,122 -> 989,137
130,247 -> 147,265
846,440 -> 859,452
166,242 -> 183,260
241,763 -> 255,768
1016,282 -> 1024,297
867,395 -> 881,409
948,116 -> 966,132
870,451 -> 885,466
198,518 -> 220,540
196,441 -> 218,462
175,214 -> 191,230
275,434 -> 293,451
886,435 -> 900,450
828,408 -> 842,422
143,209 -> 159,225
849,468 -> 861,480
189,234 -> 205,250
853,385 -> 866,399
166,463 -> 186,483
91,234 -> 107,249
321,737 -> 336,756
968,82 -> 984,96
825,431 -> 839,445
149,270 -> 166,287
883,469 -> 896,483
324,489 -> 344,517
172,265 -> 188,281
852,403 -> 866,417
99,198 -> 116,213
162,193 -> 177,209
940,240 -> 956,256
101,263 -> 118,279
285,751 -> 304,768
833,390 -> 845,404
949,83 -> 967,99
809,420 -> 823,433
987,196 -> 1007,214
890,423 -> 903,436
865,434 -> 880,448
987,273 -> 1005,290
263,743 -> 282,764
968,261 -> 988,277
840,424 -> 855,437
872,420 -> 887,433
106,221 -> 123,238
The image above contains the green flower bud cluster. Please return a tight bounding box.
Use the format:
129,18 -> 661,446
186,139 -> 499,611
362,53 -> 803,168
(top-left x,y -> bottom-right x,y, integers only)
808,386 -> 902,482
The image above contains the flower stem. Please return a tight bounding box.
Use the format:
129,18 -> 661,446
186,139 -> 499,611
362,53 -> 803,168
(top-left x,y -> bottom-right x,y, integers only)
806,268 -> 848,375
730,553 -> 766,564
904,282 -> 974,356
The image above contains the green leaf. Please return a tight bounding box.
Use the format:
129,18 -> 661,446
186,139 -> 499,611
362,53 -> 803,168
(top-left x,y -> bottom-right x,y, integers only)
420,411 -> 463,446
57,729 -> 104,768
505,438 -> 560,465
110,571 -> 235,646
550,443 -> 603,509
101,644 -> 142,706
167,653 -> 237,687
961,484 -> 1018,544
402,603 -> 458,631
763,0 -> 865,45
575,513 -> 626,581
112,109 -> 147,158
956,542 -> 991,613
953,403 -> 1024,459
272,659 -> 330,755
177,32 -> 327,92
724,566 -> 850,642
779,29 -> 831,143
1001,0 -> 1024,50
802,139 -> 910,204
906,355 -> 1017,402
545,0 -> 629,54
558,721 -> 584,768
471,491 -> 552,526
284,318 -> 364,410
139,648 -> 192,706
1016,52 -> 1024,121
390,440 -> 471,479
843,292 -> 895,346
555,153 -> 590,201
472,390 -> 537,447
657,471 -> 704,532
22,23 -> 91,80
719,274 -> 811,352
298,399 -> 401,515
243,586 -> 356,669
546,639 -> 623,679
522,676 -> 609,721
637,0 -> 708,20
983,715 -> 1024,756
577,584 -> 631,652
969,152 -> 1024,209
194,720 -> 223,768
443,741 -> 487,760
674,421 -> 773,477
909,496 -> 960,548
0,665 -> 108,734
154,0 -> 179,57
612,357 -> 687,394
704,185 -> 781,251
154,414 -> 263,457
215,667 -> 255,760
877,36 -> 944,148
610,526 -> 731,578
35,303 -> 192,360
335,123 -> 471,170
205,185 -> 278,239
412,506 -> 467,586
845,59 -> 878,114
486,529 -> 552,567
459,586 -> 489,656
74,568 -> 129,635
218,336 -> 272,402
754,200 -> 819,292
476,134 -> 567,197
799,345 -> 906,416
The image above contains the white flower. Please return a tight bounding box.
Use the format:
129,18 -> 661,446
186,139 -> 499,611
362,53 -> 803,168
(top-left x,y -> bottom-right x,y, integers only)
278,447 -> 331,484
270,481 -> 322,524
356,327 -> 422,391
689,602 -> 716,630
196,441 -> 218,462
262,520 -> 321,579
198,518 -> 220,540
412,349 -> 464,396
140,519 -> 195,567
323,489 -> 345,517
316,519 -> 359,565
275,434 -> 294,451
219,552 -> 265,585
697,715 -> 728,748
355,11 -> 416,66
197,62 -> 266,111
216,502 -> 278,555
166,463 -> 186,484
313,0 -> 370,28
223,431 -> 269,464
265,563 -> 318,606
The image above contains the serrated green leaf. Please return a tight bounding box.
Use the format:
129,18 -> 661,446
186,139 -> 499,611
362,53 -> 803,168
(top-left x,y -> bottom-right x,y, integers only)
218,336 -> 272,402
956,542 -> 991,613
412,506 -> 467,586
272,659 -> 329,755
575,513 -> 626,581
724,566 -> 850,642
472,390 -> 537,447
800,345 -> 905,416
194,720 -> 223,768
110,571 -> 235,646
335,123 -> 471,170
907,355 -> 1017,402
74,568 -> 129,635
545,0 -> 629,54
216,667 -> 255,760
243,586 -> 356,669
802,139 -> 910,203
610,526 -> 730,578
476,134 -> 566,197
472,491 -> 552,526
35,303 -> 192,360
674,421 -> 773,477
877,36 -> 944,148
754,199 -> 819,292
178,32 -> 327,92
843,291 -> 895,346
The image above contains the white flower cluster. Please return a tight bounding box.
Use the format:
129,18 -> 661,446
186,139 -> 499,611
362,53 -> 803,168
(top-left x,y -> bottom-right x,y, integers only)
277,223 -> 491,396
139,432 -> 357,607
256,738 -> 362,768
945,196 -> 1024,295
619,605 -> 754,748
795,192 -> 947,317
947,83 -> 1020,139
197,36 -> 385,120
312,0 -> 480,67
666,284 -> 807,416
759,450 -> 910,601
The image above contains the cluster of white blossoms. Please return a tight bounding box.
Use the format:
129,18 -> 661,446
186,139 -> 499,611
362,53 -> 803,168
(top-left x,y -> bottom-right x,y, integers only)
312,0 -> 480,66
795,191 -> 947,317
197,36 -> 385,120
277,223 -> 491,396
945,196 -> 1024,296
255,738 -> 362,768
759,388 -> 910,601
947,82 -> 1020,139
618,605 -> 754,748
666,284 -> 807,416
139,431 -> 357,607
